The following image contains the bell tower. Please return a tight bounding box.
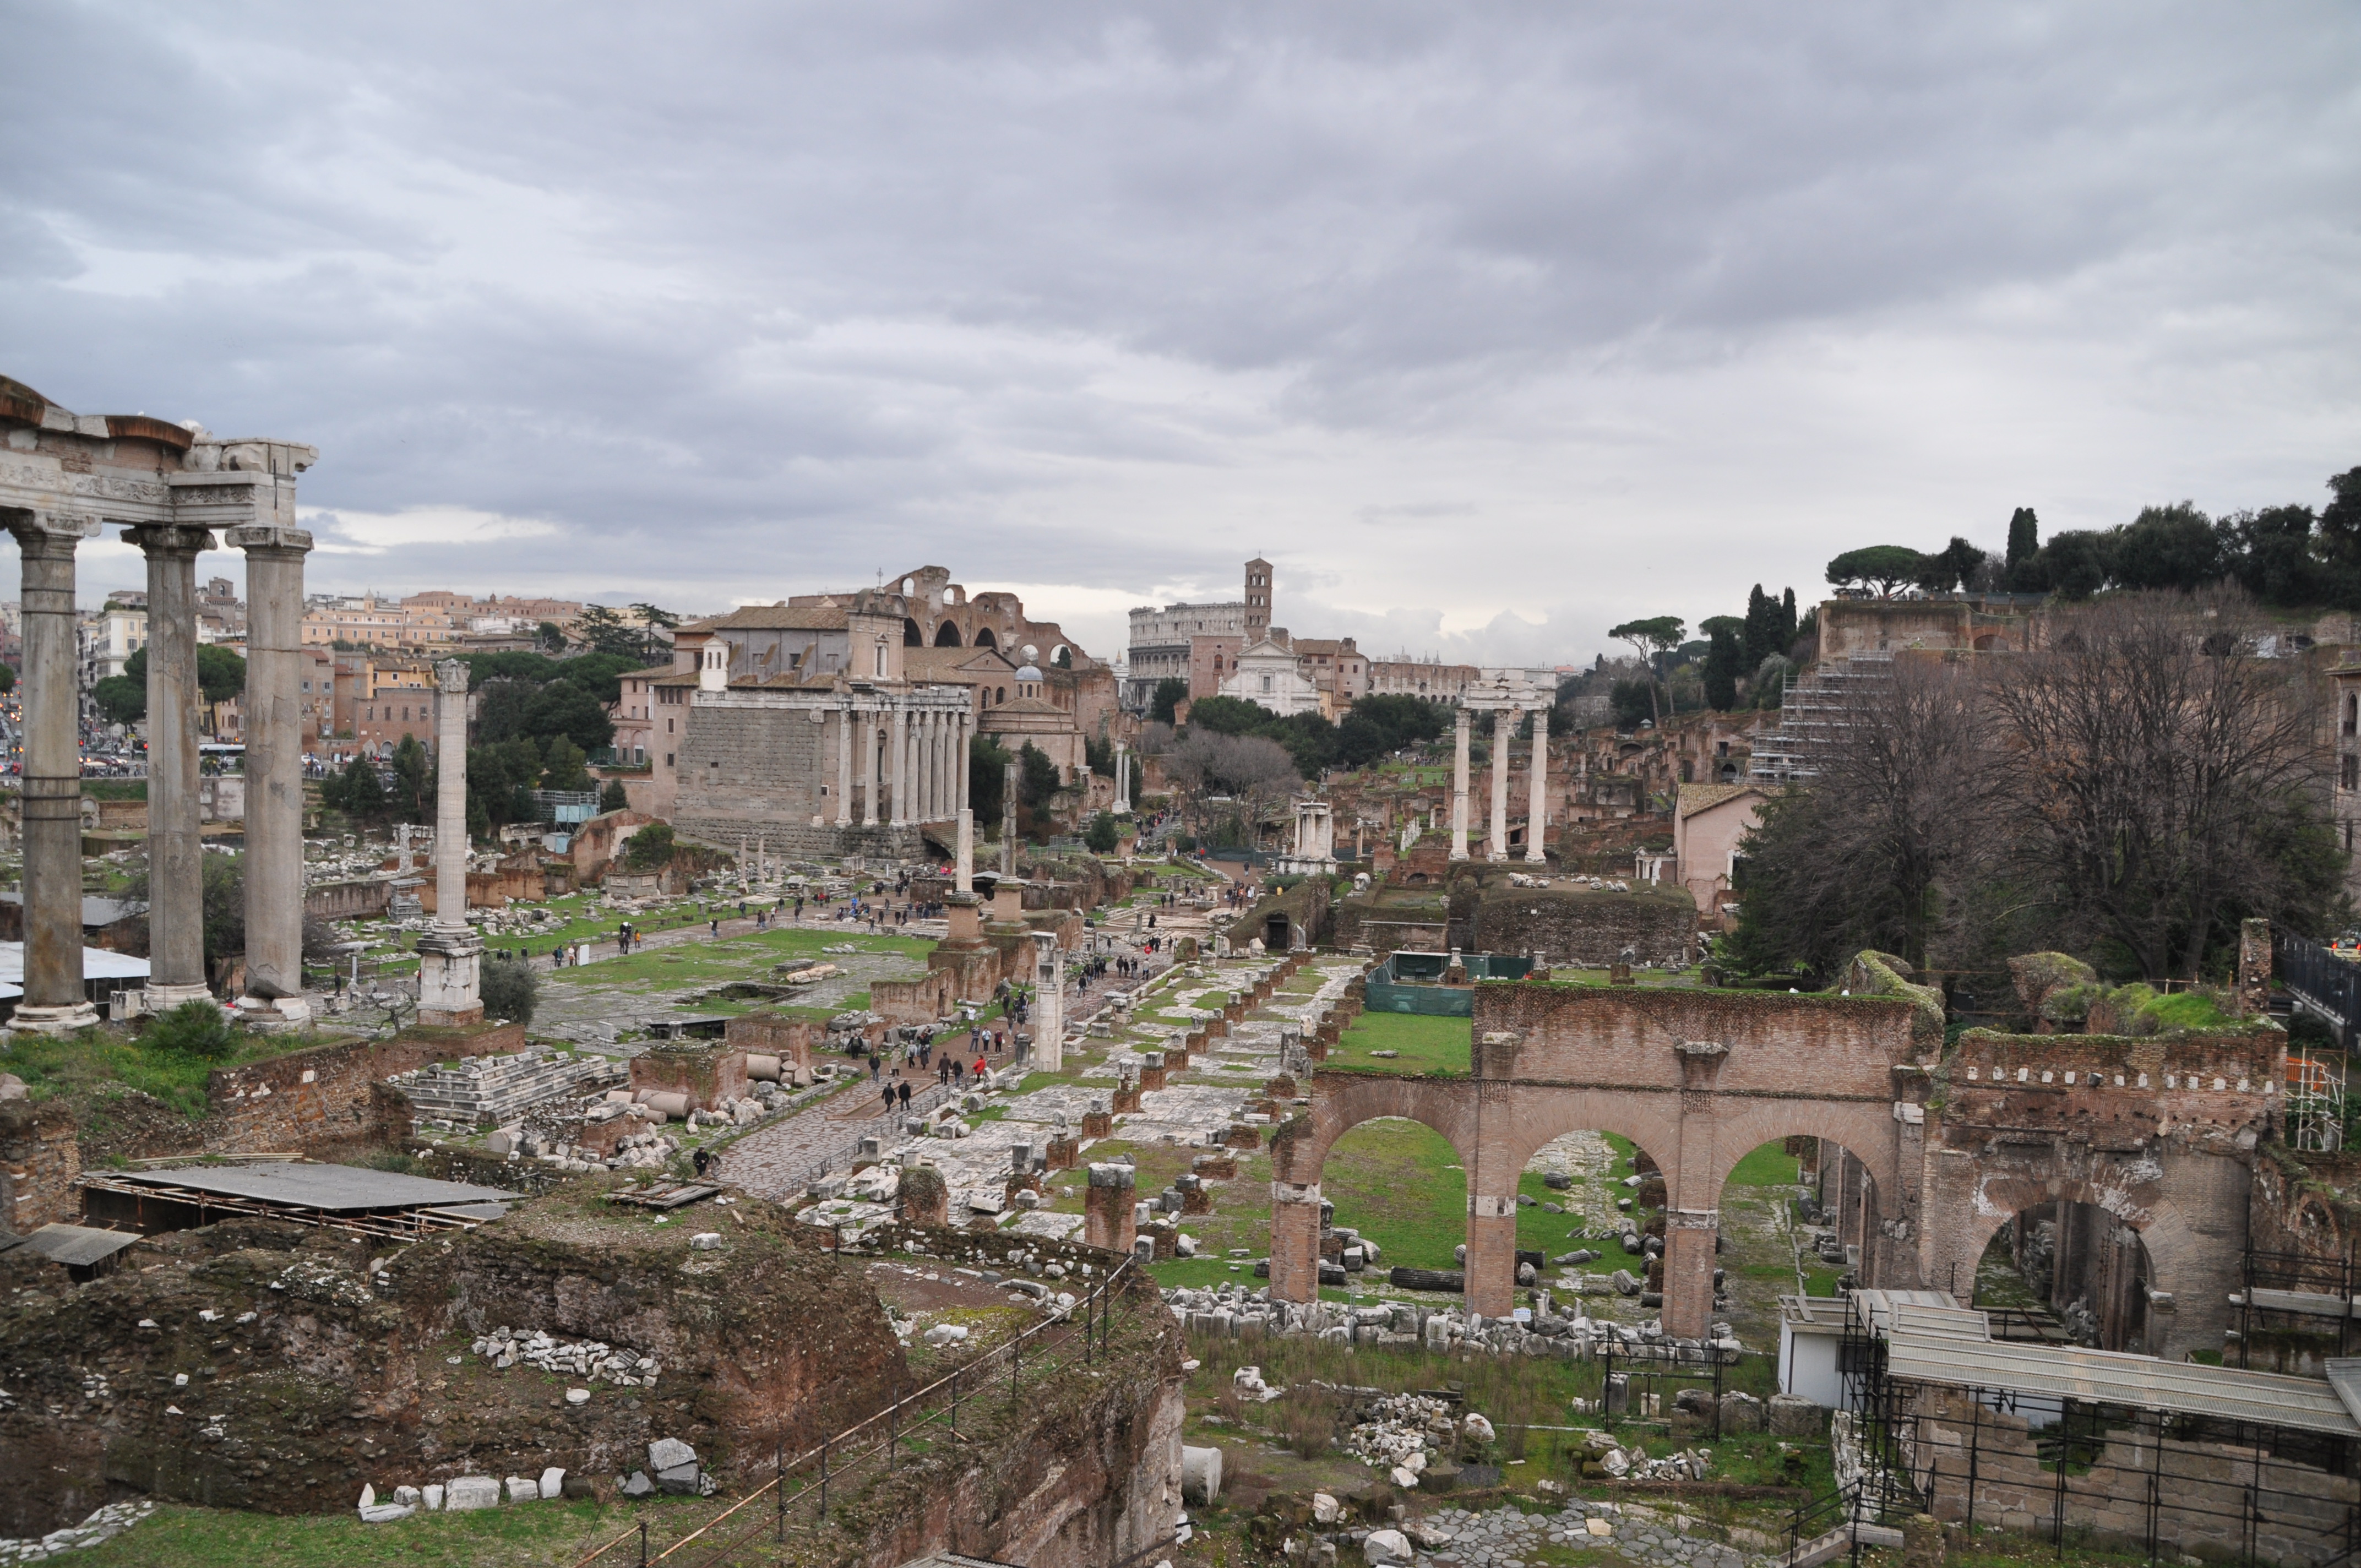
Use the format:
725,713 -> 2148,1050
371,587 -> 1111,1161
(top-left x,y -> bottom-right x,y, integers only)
1243,557 -> 1272,642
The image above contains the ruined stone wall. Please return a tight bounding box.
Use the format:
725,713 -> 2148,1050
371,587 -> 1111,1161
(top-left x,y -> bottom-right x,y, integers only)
674,703 -> 830,831
0,1189 -> 908,1532
1920,1025 -> 2282,1359
206,1022 -> 525,1158
872,968 -> 957,1025
1467,883 -> 1696,966
1331,893 -> 1450,955
0,1099 -> 81,1234
302,878 -> 391,921
1236,875 -> 1332,954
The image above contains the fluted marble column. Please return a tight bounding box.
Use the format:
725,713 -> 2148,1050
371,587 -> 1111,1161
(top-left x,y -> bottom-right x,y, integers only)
417,658 -> 483,1026
861,712 -> 879,826
229,524 -> 313,1025
1032,929 -> 1063,1071
1525,709 -> 1550,864
1487,708 -> 1514,863
127,524 -> 216,1011
891,707 -> 911,827
4,509 -> 100,1033
1449,706 -> 1471,862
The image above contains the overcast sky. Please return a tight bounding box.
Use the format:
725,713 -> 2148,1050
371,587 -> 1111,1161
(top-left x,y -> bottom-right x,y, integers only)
5,4 -> 2357,664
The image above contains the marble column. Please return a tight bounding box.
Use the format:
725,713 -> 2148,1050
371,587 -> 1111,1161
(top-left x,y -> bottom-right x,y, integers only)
1001,760 -> 1019,875
1525,709 -> 1550,864
956,807 -> 974,893
1112,741 -> 1130,814
1032,929 -> 1063,1071
127,523 -> 216,1011
1449,706 -> 1472,862
916,711 -> 933,821
229,525 -> 313,1025
4,509 -> 99,1033
927,710 -> 944,820
956,712 -> 971,812
417,658 -> 483,1026
861,711 -> 879,826
834,706 -> 853,825
1487,708 -> 1514,863
890,707 -> 910,827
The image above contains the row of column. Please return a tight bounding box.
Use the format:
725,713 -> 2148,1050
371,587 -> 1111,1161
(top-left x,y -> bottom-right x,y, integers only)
4,513 -> 312,1032
1447,705 -> 1552,864
831,704 -> 971,828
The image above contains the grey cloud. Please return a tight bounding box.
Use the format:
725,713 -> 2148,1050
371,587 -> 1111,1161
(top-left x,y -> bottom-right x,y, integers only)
6,2 -> 2359,659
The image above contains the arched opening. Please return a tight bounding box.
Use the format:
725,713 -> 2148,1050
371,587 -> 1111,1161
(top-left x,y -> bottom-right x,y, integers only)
1318,1117 -> 1475,1287
1263,912 -> 1290,950
994,686 -> 1006,703
902,617 -> 923,646
1052,644 -> 1071,668
973,627 -> 998,649
900,576 -> 913,595
934,621 -> 964,647
1972,1201 -> 2154,1352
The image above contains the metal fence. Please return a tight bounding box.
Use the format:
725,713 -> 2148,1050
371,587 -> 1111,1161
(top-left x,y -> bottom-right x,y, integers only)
2280,934 -> 2361,1050
568,1259 -> 1145,1568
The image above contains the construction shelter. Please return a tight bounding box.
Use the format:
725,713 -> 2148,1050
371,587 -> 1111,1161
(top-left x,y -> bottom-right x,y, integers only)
79,1159 -> 519,1241
1781,1289 -> 2361,1568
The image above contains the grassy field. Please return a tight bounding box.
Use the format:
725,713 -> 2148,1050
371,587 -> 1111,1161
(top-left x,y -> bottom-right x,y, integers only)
541,927 -> 930,990
77,1495 -> 720,1568
1327,1011 -> 1471,1075
0,1022 -> 340,1117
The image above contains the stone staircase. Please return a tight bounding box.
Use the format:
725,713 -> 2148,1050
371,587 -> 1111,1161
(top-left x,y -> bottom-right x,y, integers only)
392,1049 -> 623,1134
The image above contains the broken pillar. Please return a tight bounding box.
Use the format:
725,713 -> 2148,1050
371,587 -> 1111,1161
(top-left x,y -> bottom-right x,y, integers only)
1083,1162 -> 1138,1254
230,520 -> 314,1027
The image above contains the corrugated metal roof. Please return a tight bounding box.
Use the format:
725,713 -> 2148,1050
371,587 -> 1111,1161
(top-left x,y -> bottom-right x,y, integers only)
1881,1302 -> 2359,1437
20,1224 -> 142,1268
2323,1359 -> 2361,1428
107,1162 -> 516,1212
0,942 -> 149,981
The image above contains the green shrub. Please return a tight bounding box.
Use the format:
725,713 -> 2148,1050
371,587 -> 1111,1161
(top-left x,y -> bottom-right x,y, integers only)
622,822 -> 676,870
143,999 -> 235,1060
1085,812 -> 1120,854
480,955 -> 540,1026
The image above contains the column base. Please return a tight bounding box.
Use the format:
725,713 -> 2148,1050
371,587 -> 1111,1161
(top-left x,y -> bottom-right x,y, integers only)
417,926 -> 484,1026
1524,849 -> 1547,864
141,982 -> 216,1014
7,1001 -> 100,1036
235,995 -> 313,1031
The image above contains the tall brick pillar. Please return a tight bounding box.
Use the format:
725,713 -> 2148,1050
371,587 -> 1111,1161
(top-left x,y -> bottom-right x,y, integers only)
1663,1038 -> 1731,1341
1269,1180 -> 1323,1303
1084,1162 -> 1137,1255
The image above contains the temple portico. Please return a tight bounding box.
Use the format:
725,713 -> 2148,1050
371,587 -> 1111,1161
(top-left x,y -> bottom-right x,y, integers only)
1,378 -> 317,1032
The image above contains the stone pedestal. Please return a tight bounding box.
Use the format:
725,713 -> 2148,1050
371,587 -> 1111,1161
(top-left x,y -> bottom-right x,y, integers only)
1138,1052 -> 1167,1092
417,928 -> 487,1027
1111,1080 -> 1141,1115
1045,1133 -> 1080,1172
1083,1162 -> 1138,1255
1081,1102 -> 1113,1139
6,509 -> 100,1035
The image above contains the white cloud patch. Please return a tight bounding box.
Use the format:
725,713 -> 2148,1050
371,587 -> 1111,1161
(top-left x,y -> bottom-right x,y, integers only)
300,506 -> 563,557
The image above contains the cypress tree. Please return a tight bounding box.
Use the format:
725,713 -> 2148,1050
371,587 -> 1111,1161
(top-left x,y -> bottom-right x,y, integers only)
2006,507 -> 2039,569
1780,587 -> 1798,647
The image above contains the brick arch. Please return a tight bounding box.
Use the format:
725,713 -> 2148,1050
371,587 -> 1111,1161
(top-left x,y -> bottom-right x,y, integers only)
1700,1099 -> 1900,1208
1281,1077 -> 1482,1184
1482,1089 -> 1685,1197
1938,1167 -> 2186,1309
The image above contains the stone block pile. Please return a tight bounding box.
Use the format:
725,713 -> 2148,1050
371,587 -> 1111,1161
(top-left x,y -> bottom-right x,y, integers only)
392,1047 -> 622,1135
0,1500 -> 159,1564
1162,1281 -> 1744,1360
467,1325 -> 662,1388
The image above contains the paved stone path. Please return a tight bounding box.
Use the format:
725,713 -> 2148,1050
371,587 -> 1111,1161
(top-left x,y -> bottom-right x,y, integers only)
1408,1501 -> 1770,1568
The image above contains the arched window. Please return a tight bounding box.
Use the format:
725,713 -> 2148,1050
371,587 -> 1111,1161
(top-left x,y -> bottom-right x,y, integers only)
996,686 -> 1007,703
974,627 -> 997,649
934,622 -> 963,646
902,617 -> 923,646
875,642 -> 889,677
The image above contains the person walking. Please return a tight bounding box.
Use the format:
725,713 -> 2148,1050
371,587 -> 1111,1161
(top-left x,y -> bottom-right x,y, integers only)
897,1079 -> 911,1112
693,1147 -> 712,1179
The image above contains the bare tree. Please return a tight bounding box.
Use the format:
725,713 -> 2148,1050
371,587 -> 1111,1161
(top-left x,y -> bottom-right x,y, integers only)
1983,590 -> 2333,980
1729,656 -> 1993,976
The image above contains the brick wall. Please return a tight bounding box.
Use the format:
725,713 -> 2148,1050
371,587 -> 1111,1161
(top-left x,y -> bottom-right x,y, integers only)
0,1099 -> 81,1234
206,1022 -> 525,1157
1468,884 -> 1697,966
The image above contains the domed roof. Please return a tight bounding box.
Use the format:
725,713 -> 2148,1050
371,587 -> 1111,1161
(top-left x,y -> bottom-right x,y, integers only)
1016,662 -> 1044,682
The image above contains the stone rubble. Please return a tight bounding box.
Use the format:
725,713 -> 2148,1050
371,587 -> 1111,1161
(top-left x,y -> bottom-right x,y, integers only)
469,1326 -> 662,1389
0,1500 -> 158,1564
1161,1281 -> 1743,1361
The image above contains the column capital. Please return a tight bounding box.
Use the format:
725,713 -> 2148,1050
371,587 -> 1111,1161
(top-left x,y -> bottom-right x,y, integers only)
435,657 -> 470,694
2,507 -> 100,546
121,522 -> 218,557
225,524 -> 314,554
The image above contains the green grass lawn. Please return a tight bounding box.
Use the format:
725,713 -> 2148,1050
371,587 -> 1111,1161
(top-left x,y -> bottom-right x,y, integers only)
0,1022 -> 339,1117
78,1495 -> 720,1568
1725,1140 -> 1804,1187
542,927 -> 930,990
1327,1011 -> 1470,1075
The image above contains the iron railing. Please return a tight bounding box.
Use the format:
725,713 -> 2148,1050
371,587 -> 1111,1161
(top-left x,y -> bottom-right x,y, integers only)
2280,934 -> 2360,1050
